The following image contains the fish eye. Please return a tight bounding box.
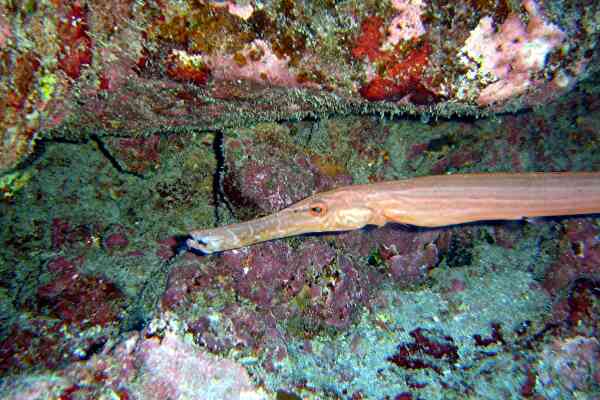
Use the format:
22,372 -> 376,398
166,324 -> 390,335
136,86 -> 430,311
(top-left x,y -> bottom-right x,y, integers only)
309,202 -> 327,216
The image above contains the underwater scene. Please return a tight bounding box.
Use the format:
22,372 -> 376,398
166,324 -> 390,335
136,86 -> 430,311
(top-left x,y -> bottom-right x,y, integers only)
1,0 -> 600,399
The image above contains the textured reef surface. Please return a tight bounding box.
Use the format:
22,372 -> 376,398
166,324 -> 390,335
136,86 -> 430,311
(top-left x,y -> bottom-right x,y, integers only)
1,0 -> 600,172
2,68 -> 600,398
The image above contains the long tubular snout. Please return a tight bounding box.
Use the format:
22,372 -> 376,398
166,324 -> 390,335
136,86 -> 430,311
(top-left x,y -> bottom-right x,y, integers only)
187,209 -> 322,254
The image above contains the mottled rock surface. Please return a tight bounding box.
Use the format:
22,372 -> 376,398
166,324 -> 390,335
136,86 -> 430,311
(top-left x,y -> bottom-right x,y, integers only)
1,0 -> 599,172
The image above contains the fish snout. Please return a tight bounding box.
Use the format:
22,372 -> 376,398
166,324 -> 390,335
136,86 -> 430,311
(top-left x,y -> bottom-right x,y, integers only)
187,230 -> 239,254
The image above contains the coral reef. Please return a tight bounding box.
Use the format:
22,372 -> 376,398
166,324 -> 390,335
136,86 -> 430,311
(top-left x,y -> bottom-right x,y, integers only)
0,317 -> 268,400
1,0 -> 599,172
2,81 -> 600,398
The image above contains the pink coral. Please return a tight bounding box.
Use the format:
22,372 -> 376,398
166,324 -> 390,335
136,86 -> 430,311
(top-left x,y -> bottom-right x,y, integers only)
461,0 -> 565,105
205,39 -> 308,88
164,37 -> 315,90
0,326 -> 266,399
381,0 -> 426,50
211,1 -> 255,20
136,331 -> 266,400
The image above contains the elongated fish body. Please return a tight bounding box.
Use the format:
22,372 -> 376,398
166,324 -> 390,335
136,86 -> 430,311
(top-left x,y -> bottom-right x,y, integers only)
188,172 -> 600,254
368,172 -> 600,226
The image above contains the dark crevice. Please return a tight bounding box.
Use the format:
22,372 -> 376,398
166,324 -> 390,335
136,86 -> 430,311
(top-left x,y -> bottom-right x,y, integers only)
12,139 -> 48,171
90,134 -> 144,179
211,130 -> 234,226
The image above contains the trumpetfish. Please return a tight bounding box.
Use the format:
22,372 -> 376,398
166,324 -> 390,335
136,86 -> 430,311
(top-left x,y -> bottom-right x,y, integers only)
187,172 -> 600,254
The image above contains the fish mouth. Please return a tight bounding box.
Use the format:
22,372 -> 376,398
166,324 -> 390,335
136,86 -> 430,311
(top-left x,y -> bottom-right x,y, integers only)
187,209 -> 326,254
187,233 -> 228,254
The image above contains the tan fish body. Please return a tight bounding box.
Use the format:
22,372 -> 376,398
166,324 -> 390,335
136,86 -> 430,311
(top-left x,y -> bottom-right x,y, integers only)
188,172 -> 600,254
